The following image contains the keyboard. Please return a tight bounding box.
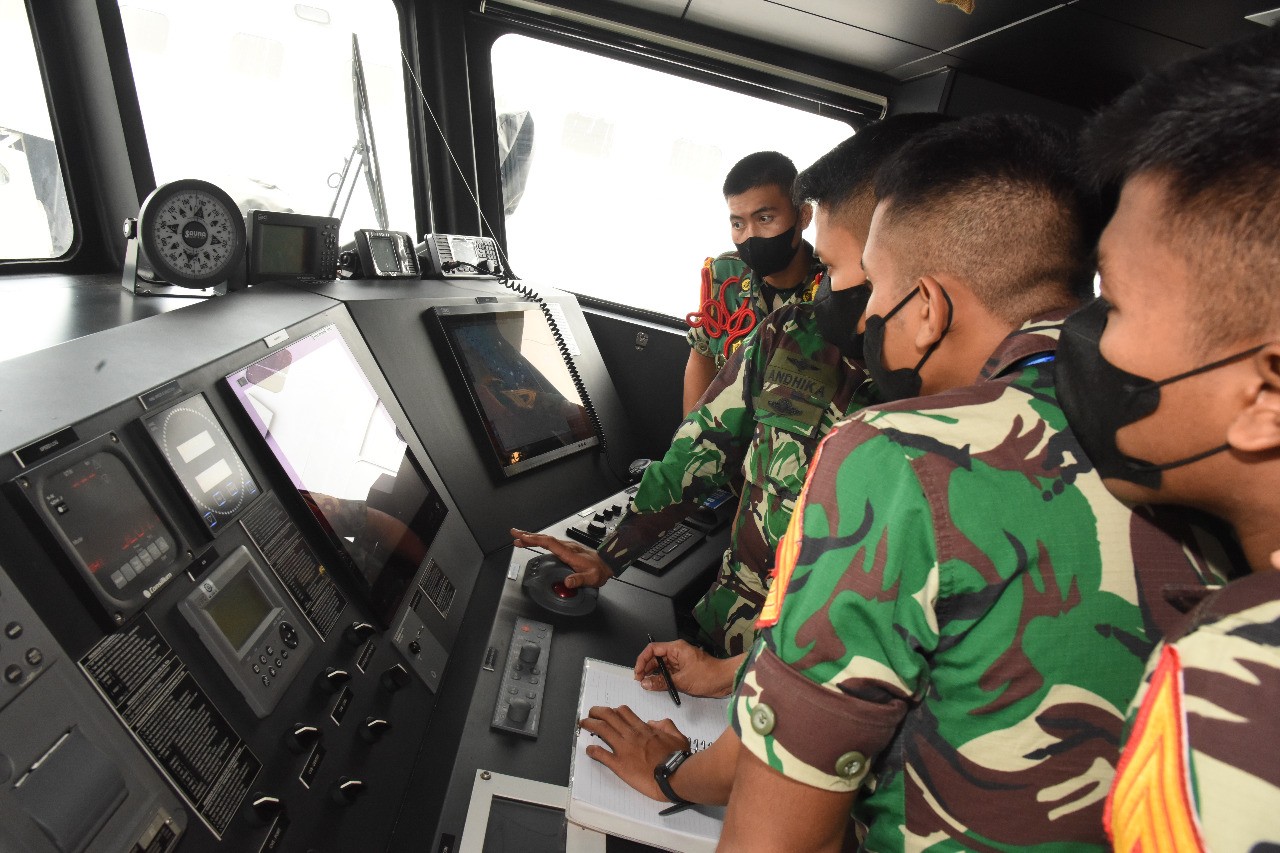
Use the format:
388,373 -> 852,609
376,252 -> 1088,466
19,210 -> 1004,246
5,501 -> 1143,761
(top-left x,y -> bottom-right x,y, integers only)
633,522 -> 704,575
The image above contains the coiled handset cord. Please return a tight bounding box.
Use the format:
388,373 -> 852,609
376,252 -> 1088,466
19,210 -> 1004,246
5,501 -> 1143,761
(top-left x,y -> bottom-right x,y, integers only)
400,51 -> 608,456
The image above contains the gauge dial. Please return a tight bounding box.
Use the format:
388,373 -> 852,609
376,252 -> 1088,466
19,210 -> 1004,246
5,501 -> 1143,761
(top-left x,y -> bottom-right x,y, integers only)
138,179 -> 246,288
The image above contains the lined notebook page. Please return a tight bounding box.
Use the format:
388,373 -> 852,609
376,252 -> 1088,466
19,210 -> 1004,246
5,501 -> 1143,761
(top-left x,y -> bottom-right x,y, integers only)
567,658 -> 728,852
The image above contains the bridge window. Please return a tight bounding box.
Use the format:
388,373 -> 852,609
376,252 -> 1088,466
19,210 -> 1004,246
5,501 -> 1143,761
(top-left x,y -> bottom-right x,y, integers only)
491,33 -> 855,318
118,0 -> 417,243
0,0 -> 74,260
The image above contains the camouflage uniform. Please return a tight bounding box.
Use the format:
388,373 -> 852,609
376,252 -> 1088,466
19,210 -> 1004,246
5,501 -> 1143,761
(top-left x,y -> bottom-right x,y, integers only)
600,301 -> 874,656
730,314 -> 1229,850
686,250 -> 824,368
1106,570 -> 1280,852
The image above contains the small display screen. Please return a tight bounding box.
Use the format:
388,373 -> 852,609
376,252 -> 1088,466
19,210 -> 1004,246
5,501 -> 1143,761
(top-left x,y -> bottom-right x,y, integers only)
39,449 -> 177,596
206,568 -> 272,651
369,234 -> 400,273
226,325 -> 448,625
143,394 -> 261,533
256,223 -> 313,275
430,303 -> 597,477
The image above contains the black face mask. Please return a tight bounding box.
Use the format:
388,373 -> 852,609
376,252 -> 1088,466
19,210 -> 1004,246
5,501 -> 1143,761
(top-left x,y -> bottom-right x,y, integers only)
1055,297 -> 1263,488
864,285 -> 953,402
735,224 -> 799,278
812,274 -> 871,361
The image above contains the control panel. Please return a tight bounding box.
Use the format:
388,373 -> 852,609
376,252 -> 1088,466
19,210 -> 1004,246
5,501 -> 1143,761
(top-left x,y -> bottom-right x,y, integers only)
564,486 -> 635,548
178,545 -> 315,718
490,618 -> 553,737
0,561 -> 188,853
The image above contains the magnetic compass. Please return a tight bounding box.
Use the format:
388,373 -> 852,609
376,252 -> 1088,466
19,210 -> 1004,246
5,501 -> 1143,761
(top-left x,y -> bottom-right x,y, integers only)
125,178 -> 246,292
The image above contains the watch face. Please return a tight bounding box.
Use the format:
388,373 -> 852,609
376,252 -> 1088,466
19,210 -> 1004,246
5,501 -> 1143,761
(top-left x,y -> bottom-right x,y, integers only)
139,179 -> 246,288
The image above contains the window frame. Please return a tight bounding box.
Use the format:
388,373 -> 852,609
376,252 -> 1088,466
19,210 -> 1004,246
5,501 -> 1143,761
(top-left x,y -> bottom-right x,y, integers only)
464,5 -> 884,325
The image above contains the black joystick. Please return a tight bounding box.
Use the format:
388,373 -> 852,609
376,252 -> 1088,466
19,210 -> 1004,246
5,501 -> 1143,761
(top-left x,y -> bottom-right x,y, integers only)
506,699 -> 532,725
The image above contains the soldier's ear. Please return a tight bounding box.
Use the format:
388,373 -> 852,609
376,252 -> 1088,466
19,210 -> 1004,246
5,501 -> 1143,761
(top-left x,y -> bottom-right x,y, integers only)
1227,345 -> 1280,453
912,276 -> 951,350
797,201 -> 813,232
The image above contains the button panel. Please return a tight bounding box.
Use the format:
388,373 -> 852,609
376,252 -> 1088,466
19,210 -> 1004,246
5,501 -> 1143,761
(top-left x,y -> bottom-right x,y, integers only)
490,618 -> 553,737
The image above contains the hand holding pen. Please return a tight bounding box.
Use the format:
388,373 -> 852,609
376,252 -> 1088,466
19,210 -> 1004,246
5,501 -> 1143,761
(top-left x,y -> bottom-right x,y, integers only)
646,633 -> 682,707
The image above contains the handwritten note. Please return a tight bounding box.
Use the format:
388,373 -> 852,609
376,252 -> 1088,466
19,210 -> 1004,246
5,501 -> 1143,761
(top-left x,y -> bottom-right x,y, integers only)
567,658 -> 728,852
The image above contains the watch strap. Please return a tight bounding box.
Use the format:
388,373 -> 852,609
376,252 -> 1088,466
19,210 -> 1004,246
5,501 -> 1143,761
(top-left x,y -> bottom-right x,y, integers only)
653,750 -> 692,805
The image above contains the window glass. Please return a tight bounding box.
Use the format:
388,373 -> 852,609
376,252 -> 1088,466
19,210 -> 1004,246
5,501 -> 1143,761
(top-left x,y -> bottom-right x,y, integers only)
491,34 -> 857,317
0,0 -> 74,260
119,0 -> 415,243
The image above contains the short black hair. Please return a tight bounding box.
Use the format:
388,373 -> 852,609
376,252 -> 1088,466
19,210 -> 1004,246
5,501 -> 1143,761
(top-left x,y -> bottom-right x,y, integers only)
1081,27 -> 1280,348
873,112 -> 1091,321
722,151 -> 798,198
793,112 -> 953,213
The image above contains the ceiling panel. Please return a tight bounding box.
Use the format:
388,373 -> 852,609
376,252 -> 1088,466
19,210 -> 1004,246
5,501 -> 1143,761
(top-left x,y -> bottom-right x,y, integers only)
1072,0 -> 1270,49
937,5 -> 1203,110
759,0 -> 1067,52
610,0 -> 692,16
685,0 -> 934,71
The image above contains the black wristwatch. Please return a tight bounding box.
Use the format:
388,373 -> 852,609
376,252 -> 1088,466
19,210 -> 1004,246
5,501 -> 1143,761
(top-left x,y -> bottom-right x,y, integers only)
653,749 -> 692,804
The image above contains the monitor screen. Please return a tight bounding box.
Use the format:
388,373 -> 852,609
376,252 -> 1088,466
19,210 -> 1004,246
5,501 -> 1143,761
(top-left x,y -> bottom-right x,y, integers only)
206,568 -> 272,652
429,302 -> 598,478
255,222 -> 313,275
142,393 -> 261,534
225,324 -> 448,625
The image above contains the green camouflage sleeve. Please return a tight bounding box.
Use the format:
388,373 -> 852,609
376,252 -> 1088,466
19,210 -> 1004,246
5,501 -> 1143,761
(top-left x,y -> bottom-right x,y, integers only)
730,419 -> 932,792
598,319 -> 768,571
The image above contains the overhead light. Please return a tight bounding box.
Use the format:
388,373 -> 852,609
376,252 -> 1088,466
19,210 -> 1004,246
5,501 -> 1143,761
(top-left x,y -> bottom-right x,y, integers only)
1245,7 -> 1280,26
938,0 -> 975,13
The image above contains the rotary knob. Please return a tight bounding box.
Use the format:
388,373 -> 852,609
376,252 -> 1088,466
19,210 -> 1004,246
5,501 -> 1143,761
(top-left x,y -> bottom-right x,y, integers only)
283,724 -> 322,754
330,777 -> 367,807
315,667 -> 351,695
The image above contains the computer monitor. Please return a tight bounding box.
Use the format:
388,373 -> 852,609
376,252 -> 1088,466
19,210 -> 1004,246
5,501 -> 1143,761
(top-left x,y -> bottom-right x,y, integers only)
428,302 -> 598,478
225,324 -> 447,625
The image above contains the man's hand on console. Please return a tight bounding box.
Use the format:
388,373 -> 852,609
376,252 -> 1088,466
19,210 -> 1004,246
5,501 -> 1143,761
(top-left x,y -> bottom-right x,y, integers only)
579,705 -> 690,801
510,529 -> 615,589
635,640 -> 743,699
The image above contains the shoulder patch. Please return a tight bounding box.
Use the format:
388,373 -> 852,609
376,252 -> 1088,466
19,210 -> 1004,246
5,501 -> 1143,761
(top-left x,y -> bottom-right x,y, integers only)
1105,645 -> 1205,853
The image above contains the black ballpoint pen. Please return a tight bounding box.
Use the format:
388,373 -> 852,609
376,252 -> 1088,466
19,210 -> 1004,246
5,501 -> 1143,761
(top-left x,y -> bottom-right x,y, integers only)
647,632 -> 681,707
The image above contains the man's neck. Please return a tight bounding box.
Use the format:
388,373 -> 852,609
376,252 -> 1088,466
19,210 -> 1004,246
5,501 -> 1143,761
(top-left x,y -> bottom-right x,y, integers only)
762,244 -> 812,291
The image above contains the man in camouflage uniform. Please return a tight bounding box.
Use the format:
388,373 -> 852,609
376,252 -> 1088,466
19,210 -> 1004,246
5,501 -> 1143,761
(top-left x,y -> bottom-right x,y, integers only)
1053,30 -> 1280,851
720,115 -> 1229,851
514,117 -> 948,664
683,151 -> 824,414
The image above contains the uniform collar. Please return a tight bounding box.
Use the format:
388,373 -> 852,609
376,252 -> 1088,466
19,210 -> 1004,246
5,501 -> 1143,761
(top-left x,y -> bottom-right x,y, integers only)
978,308 -> 1072,381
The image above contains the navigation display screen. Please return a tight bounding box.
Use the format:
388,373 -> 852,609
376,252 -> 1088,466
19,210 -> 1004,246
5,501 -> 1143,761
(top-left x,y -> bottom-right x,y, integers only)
206,568 -> 272,652
226,324 -> 448,625
27,441 -> 180,617
143,393 -> 261,534
429,303 -> 597,478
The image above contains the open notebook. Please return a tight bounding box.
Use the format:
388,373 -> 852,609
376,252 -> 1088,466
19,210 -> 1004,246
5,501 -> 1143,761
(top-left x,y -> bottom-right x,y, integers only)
568,658 -> 730,853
